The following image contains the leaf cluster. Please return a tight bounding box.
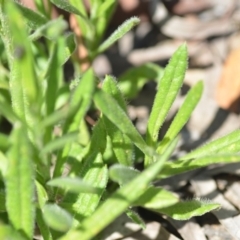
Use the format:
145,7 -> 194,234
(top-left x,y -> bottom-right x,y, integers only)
0,1 -> 239,240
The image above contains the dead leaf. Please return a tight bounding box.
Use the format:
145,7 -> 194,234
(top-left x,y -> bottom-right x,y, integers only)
216,48 -> 240,113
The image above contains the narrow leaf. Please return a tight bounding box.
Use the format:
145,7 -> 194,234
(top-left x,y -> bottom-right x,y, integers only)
40,131 -> 79,155
50,0 -> 92,29
57,33 -> 76,66
4,2 -> 39,104
0,191 -> 6,212
43,204 -> 73,232
146,43 -> 188,148
35,181 -> 49,209
69,0 -> 87,17
160,154 -> 240,178
47,177 -> 99,194
65,68 -> 95,134
158,198 -> 220,220
53,68 -> 95,178
29,17 -> 68,41
102,75 -> 134,166
133,186 -> 179,209
126,209 -> 146,229
0,2 -> 39,125
94,89 -> 152,157
15,1 -> 48,29
5,123 -> 35,239
36,208 -> 53,240
0,133 -> 10,152
44,42 -> 61,117
0,96 -> 18,124
60,138 -> 177,240
0,151 -> 8,177
157,81 -> 203,154
97,17 -> 140,54
181,130 -> 240,160
63,153 -> 108,221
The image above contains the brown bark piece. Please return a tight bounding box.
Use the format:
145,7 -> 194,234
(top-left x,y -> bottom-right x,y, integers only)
216,48 -> 240,113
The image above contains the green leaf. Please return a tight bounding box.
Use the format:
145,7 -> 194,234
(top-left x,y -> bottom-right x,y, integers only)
133,186 -> 179,209
181,130 -> 240,160
44,42 -> 61,117
102,75 -> 134,166
64,153 -> 108,221
90,0 -> 117,49
109,164 -> 140,186
94,89 -> 152,158
157,81 -> 203,154
118,63 -> 164,98
146,43 -> 188,150
97,17 -> 140,55
60,138 -> 177,240
126,208 -> 146,229
0,95 -> 18,124
69,0 -> 87,17
5,123 -> 35,239
53,68 -> 95,178
15,1 -> 48,29
160,154 -> 240,178
43,204 -> 73,232
0,151 -> 8,177
0,133 -> 9,152
50,0 -> 93,29
102,75 -> 127,111
36,208 -> 53,240
47,177 -> 99,194
50,0 -> 85,15
58,33 -> 76,66
158,198 -> 220,220
40,131 -> 79,155
29,17 -> 68,41
65,68 -> 95,134
0,223 -> 27,240
0,2 -> 39,124
35,181 -> 49,209
0,191 -> 6,212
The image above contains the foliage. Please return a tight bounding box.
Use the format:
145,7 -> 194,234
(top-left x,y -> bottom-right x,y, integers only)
0,0 -> 239,239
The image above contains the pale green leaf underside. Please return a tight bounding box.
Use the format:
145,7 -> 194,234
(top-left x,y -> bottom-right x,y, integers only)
133,186 -> 179,209
158,199 -> 220,220
43,204 -> 73,232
